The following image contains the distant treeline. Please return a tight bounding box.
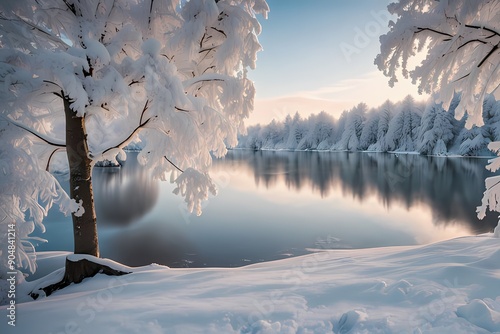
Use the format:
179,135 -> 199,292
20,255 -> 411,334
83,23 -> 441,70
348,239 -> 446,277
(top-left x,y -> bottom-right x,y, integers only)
237,95 -> 500,156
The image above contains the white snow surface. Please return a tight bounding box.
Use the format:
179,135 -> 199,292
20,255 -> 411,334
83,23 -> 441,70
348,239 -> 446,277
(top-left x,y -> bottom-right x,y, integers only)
2,235 -> 500,333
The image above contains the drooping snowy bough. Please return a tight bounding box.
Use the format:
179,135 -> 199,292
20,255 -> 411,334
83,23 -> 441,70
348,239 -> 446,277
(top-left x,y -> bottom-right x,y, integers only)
0,0 -> 268,277
376,0 -> 500,235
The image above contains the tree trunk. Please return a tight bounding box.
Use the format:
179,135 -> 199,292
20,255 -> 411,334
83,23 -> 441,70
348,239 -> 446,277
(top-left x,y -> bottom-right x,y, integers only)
30,257 -> 130,299
64,96 -> 100,257
28,101 -> 126,297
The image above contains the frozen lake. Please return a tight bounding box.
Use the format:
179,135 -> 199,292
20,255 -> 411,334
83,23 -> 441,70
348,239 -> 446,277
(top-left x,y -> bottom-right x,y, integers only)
36,150 -> 499,269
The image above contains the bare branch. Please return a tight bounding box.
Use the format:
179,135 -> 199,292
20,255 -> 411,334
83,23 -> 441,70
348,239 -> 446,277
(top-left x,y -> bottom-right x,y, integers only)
46,147 -> 65,171
148,0 -> 155,27
3,116 -> 66,147
200,32 -> 206,49
95,118 -> 152,158
210,27 -> 227,38
139,100 -> 149,124
175,106 -> 193,113
477,43 -> 499,68
415,27 -> 453,38
128,76 -> 144,86
199,46 -> 217,54
464,24 -> 500,38
93,100 -> 150,158
202,66 -> 216,74
452,72 -> 470,83
183,77 -> 224,90
164,156 -> 184,173
160,54 -> 171,61
62,0 -> 77,16
456,39 -> 487,50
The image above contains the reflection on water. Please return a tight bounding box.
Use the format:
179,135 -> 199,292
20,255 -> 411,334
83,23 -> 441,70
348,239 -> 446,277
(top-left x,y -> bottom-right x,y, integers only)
36,150 -> 498,271
93,156 -> 159,226
219,150 -> 498,233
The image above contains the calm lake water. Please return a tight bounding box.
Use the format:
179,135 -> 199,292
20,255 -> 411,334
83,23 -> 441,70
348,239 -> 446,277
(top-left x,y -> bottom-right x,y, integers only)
36,150 -> 499,269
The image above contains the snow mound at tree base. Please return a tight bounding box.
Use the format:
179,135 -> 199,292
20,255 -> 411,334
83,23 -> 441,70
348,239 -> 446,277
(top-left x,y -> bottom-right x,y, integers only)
2,235 -> 500,333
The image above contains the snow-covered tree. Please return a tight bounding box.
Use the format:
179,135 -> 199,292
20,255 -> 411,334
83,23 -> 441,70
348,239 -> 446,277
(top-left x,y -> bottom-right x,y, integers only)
312,111 -> 335,150
260,119 -> 283,149
482,95 -> 500,142
336,103 -> 366,151
458,126 -> 490,156
376,0 -> 500,235
295,112 -> 334,150
375,0 -> 500,128
0,0 -> 268,278
418,104 -> 439,146
359,109 -> 379,151
371,100 -> 395,152
284,112 -> 305,150
386,96 -> 421,152
239,124 -> 264,150
331,110 -> 348,147
418,103 -> 456,155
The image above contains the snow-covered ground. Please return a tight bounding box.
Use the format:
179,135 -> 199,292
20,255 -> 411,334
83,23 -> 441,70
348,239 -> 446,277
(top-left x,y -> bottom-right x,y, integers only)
2,235 -> 500,333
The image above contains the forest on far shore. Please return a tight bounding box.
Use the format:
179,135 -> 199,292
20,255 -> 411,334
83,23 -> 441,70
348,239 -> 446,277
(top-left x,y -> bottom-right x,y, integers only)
237,95 -> 500,156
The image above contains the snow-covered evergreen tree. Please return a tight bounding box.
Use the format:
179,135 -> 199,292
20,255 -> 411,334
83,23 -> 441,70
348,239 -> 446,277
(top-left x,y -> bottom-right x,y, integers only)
386,96 -> 421,152
359,109 -> 379,151
313,111 -> 336,150
418,104 -> 439,147
336,103 -> 366,151
284,112 -> 305,150
260,119 -> 283,149
418,103 -> 456,155
371,100 -> 395,152
458,126 -> 490,156
482,95 -> 500,142
296,112 -> 334,150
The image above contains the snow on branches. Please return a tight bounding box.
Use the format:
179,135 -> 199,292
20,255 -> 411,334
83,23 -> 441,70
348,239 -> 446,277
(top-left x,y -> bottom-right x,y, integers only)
0,0 -> 268,273
376,0 -> 500,128
376,0 -> 500,234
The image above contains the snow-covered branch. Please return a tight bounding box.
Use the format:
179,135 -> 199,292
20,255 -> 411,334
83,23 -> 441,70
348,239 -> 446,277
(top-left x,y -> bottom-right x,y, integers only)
2,116 -> 66,148
91,101 -> 151,160
0,13 -> 69,49
376,0 -> 500,128
182,73 -> 226,89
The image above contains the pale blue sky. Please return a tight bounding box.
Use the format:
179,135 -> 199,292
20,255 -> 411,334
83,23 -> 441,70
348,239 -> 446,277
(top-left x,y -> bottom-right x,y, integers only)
248,0 -> 428,124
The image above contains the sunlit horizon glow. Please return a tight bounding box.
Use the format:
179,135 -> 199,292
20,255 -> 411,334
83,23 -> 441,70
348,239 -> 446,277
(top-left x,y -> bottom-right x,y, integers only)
249,71 -> 430,125
247,0 -> 430,126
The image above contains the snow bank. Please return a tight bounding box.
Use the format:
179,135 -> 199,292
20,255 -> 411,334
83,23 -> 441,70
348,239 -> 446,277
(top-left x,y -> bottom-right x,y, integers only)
2,235 -> 500,333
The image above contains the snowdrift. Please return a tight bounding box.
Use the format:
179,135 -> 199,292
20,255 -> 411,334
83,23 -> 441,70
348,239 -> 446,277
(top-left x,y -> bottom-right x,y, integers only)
2,235 -> 500,333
